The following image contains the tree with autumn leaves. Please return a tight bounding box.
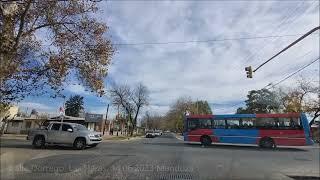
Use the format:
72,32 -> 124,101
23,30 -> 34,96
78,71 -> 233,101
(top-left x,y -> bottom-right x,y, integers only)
163,97 -> 212,133
237,78 -> 319,124
0,0 -> 114,107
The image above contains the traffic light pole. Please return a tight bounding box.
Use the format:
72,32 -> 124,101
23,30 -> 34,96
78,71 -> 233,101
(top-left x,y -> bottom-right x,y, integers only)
103,104 -> 109,135
253,26 -> 319,73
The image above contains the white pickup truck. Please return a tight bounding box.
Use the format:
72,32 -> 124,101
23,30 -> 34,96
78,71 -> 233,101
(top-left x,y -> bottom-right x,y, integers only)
27,122 -> 102,150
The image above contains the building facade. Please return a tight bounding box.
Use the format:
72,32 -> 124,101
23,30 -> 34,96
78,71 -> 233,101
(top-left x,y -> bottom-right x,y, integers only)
5,114 -> 106,134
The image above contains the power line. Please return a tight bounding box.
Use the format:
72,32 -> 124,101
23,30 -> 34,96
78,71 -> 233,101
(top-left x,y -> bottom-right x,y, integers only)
265,57 -> 320,89
242,1 -> 308,65
221,57 -> 319,111
253,26 -> 320,73
113,33 -> 315,46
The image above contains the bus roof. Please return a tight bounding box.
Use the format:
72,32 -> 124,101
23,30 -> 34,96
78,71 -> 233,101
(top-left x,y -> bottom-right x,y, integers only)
186,113 -> 301,119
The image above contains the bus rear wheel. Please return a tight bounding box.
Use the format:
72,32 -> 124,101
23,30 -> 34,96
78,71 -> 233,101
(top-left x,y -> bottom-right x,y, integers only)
200,136 -> 212,146
259,137 -> 275,149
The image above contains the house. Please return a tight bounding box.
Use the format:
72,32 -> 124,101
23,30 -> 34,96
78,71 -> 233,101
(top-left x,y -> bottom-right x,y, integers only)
5,114 -> 48,134
5,113 -> 106,134
85,113 -> 104,131
0,105 -> 19,132
48,114 -> 105,132
5,116 -> 25,134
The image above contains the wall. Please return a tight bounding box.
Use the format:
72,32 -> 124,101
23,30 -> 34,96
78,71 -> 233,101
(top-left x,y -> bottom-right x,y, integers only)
6,121 -> 24,134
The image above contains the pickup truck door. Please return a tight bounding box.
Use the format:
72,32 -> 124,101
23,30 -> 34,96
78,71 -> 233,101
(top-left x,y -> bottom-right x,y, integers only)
47,123 -> 61,143
59,124 -> 76,144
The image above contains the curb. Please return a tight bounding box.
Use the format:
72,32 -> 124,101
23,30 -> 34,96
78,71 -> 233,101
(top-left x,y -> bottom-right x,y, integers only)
102,136 -> 143,142
174,133 -> 184,141
0,135 -> 27,140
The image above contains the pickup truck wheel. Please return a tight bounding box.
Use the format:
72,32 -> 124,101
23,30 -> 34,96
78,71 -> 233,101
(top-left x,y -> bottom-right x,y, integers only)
74,138 -> 86,150
33,136 -> 45,149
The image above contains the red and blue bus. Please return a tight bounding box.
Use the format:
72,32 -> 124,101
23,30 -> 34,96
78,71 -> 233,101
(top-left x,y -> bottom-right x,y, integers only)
183,113 -> 313,148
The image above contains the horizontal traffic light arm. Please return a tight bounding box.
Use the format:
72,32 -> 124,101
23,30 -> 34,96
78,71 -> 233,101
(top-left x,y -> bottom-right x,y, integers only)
253,26 -> 319,73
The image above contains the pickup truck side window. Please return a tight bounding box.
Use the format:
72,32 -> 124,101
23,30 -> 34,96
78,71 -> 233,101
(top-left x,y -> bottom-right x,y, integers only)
51,123 -> 61,131
62,124 -> 72,131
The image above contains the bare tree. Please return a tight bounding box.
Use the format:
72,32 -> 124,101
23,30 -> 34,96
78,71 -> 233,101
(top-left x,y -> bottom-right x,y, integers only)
141,111 -> 162,130
131,83 -> 149,131
109,82 -> 149,136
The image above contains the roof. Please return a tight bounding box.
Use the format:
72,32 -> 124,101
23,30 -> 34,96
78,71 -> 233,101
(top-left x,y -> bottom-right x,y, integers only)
46,121 -> 82,126
11,117 -> 25,121
48,115 -> 85,121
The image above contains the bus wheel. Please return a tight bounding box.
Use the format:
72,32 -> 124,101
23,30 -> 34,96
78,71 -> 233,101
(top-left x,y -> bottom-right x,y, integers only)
259,137 -> 275,149
200,136 -> 212,146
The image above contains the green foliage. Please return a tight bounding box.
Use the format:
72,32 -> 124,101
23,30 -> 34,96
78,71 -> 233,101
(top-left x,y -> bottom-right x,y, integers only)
237,89 -> 280,114
236,107 -> 251,114
65,95 -> 84,117
163,97 -> 213,133
190,100 -> 212,115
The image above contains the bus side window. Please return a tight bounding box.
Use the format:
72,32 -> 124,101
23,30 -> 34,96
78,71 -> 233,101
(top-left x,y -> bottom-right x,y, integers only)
213,119 -> 226,129
291,117 -> 302,129
256,118 -> 276,129
277,118 -> 302,130
199,118 -> 212,129
188,119 -> 199,131
226,119 -> 240,129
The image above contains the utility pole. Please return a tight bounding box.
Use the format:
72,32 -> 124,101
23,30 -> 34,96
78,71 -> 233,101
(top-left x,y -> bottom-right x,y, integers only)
245,26 -> 320,78
197,99 -> 199,114
103,104 -> 109,135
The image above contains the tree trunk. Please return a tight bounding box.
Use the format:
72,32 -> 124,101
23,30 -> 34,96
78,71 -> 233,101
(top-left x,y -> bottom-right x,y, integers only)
0,118 -> 9,136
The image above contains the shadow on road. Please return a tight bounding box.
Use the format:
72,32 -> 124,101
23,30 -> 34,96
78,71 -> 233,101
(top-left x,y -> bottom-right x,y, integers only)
144,142 -> 308,152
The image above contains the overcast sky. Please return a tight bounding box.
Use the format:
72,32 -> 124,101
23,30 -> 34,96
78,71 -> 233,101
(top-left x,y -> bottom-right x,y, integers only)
19,0 -> 319,118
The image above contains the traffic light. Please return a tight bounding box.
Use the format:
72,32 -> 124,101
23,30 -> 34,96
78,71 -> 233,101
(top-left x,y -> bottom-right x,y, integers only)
245,66 -> 253,78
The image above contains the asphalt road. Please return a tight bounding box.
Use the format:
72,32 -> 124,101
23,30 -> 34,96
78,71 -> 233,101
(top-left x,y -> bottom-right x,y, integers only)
1,133 -> 319,180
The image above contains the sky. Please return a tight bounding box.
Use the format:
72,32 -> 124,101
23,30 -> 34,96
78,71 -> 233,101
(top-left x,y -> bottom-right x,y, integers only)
18,0 -> 319,119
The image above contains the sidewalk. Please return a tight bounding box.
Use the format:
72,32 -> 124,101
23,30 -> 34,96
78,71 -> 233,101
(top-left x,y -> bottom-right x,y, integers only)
0,134 -> 27,140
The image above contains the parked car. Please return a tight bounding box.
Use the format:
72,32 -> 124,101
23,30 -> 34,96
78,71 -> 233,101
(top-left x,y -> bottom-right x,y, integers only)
154,130 -> 162,136
27,122 -> 102,150
145,130 -> 155,138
